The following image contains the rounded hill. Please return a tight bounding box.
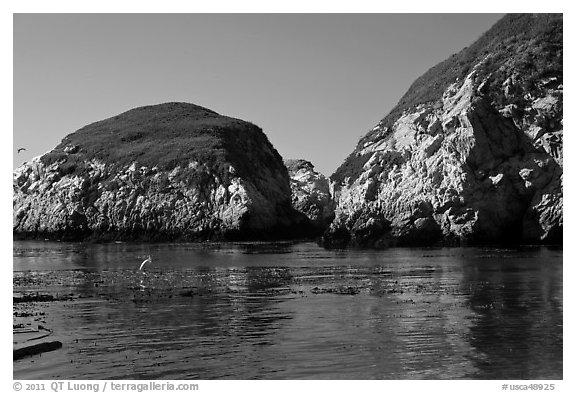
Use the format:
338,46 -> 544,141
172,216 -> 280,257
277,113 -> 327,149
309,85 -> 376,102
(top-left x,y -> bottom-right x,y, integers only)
41,102 -> 283,183
14,102 -> 307,241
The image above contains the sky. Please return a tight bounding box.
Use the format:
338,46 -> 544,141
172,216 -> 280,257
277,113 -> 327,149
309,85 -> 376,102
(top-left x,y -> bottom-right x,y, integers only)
13,13 -> 505,176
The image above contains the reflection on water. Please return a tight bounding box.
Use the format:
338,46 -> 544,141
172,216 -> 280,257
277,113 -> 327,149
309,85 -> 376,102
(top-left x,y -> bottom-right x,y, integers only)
13,241 -> 562,379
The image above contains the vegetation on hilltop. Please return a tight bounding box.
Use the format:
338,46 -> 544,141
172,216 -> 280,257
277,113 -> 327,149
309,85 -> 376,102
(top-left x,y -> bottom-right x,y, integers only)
40,102 -> 285,184
284,158 -> 315,173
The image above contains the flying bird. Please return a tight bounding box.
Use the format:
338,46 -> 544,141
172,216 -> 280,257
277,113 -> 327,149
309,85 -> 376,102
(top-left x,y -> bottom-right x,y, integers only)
17,148 -> 26,153
139,255 -> 152,271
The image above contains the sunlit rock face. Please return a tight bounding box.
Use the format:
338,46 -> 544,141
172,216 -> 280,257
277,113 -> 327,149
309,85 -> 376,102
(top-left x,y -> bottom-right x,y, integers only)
285,159 -> 335,235
13,102 -> 307,241
325,14 -> 562,248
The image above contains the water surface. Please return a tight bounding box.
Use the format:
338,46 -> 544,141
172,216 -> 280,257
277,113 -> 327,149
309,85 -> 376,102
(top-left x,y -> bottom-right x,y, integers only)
13,241 -> 562,379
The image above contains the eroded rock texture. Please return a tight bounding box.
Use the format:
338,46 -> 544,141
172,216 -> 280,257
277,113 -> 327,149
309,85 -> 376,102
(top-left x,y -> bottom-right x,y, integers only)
285,159 -> 335,234
325,14 -> 562,247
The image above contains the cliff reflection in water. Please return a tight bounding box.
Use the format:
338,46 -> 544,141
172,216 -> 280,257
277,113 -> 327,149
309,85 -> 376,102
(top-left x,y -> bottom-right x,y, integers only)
13,242 -> 562,379
463,253 -> 562,379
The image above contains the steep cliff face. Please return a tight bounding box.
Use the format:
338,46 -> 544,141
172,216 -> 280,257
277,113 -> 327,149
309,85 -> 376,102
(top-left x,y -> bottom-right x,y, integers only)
13,102 -> 306,241
285,159 -> 335,234
325,14 -> 562,248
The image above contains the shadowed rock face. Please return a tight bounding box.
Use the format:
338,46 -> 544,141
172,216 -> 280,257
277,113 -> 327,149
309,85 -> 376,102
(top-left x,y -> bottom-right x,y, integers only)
13,102 -> 306,241
325,14 -> 562,248
284,159 -> 335,235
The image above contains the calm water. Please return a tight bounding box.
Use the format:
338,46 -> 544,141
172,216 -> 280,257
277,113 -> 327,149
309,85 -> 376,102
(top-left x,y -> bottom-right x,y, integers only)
13,241 -> 562,380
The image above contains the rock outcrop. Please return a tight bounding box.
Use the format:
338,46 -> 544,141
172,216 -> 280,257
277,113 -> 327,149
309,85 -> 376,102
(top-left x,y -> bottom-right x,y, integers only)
285,159 -> 335,234
13,102 -> 307,241
325,14 -> 562,248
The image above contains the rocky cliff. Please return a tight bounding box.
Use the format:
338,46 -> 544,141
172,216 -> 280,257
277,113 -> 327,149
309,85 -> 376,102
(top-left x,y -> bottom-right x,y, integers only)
13,102 -> 307,241
325,14 -> 562,248
285,159 -> 335,234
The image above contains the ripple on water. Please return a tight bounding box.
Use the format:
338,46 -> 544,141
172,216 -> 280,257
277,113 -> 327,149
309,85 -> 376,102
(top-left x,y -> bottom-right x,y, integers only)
13,242 -> 563,379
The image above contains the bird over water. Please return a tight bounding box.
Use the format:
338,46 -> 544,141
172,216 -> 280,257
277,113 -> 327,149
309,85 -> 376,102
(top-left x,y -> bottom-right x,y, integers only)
139,255 -> 152,271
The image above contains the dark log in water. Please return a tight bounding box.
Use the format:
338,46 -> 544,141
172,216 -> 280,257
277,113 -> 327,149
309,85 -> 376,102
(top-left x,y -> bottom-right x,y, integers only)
13,341 -> 63,361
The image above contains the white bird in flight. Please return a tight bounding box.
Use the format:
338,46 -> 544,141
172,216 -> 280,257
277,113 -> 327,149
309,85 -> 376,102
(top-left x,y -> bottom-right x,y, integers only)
139,255 -> 152,271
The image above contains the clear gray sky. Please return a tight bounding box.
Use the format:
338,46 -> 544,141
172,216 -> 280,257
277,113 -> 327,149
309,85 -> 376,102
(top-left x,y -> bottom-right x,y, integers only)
13,13 -> 504,176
